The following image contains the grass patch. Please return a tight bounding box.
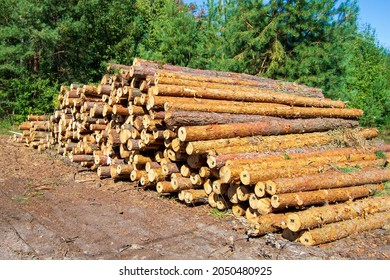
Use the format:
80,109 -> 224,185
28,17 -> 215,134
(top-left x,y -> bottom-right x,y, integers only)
0,119 -> 20,135
12,190 -> 44,203
379,128 -> 390,144
209,208 -> 231,219
375,150 -> 387,159
336,166 -> 361,173
373,182 -> 390,197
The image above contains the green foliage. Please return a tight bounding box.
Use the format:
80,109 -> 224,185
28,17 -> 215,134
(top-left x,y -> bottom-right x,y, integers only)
343,26 -> 390,128
337,166 -> 361,173
373,181 -> 390,197
375,151 -> 387,159
209,208 -> 231,219
0,0 -> 389,129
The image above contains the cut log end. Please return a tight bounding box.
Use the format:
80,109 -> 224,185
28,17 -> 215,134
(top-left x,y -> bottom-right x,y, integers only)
287,213 -> 302,232
178,127 -> 187,142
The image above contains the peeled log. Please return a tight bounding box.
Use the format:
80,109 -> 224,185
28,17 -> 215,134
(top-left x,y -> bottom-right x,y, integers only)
299,211 -> 390,246
165,101 -> 363,119
266,167 -> 390,195
178,118 -> 359,142
271,184 -> 384,209
287,196 -> 390,233
153,84 -> 343,108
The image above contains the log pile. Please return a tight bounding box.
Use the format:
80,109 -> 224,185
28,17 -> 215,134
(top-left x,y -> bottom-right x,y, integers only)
14,58 -> 390,246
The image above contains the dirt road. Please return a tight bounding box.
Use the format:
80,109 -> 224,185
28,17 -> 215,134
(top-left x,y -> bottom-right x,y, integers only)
0,135 -> 388,260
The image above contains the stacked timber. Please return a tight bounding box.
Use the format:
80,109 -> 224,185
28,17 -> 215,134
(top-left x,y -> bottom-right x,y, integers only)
17,115 -> 53,151
14,58 -> 390,245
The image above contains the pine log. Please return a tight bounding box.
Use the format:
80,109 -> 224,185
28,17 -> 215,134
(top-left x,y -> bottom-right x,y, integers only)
164,110 -> 286,127
179,118 -> 359,142
164,101 -> 363,119
247,213 -> 288,236
189,128 -> 378,156
156,181 -> 177,193
161,163 -> 180,176
227,184 -> 240,204
70,154 -> 94,163
152,70 -> 324,98
232,203 -> 248,217
203,179 -> 213,195
232,152 -> 389,184
171,177 -> 198,191
271,184 -> 384,209
212,180 -> 229,195
299,211 -> 390,246
152,95 -> 288,111
116,164 -> 134,176
28,115 -> 48,121
266,167 -> 390,195
153,84 -> 344,108
245,207 -> 261,222
287,196 -> 390,232
225,144 -> 390,167
240,159 -> 386,185
130,170 -> 148,181
182,189 -> 208,204
97,166 -> 111,178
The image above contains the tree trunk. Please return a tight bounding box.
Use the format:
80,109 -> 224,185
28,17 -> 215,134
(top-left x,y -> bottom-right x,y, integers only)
266,167 -> 390,195
287,196 -> 390,232
164,110 -> 286,127
150,65 -> 324,98
204,128 -> 378,156
299,211 -> 390,246
271,183 -> 384,209
164,101 -> 363,119
156,181 -> 177,193
225,144 -> 390,167
153,84 -> 343,108
231,151 -> 388,184
247,213 -> 288,236
178,118 -> 360,142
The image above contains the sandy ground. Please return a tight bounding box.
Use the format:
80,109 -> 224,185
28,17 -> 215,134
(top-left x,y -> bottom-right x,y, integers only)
0,135 -> 389,260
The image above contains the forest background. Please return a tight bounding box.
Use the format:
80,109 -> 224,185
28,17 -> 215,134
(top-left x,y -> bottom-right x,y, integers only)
0,0 -> 389,131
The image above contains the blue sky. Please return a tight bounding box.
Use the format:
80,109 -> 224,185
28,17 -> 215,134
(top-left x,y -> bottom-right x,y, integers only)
183,0 -> 390,49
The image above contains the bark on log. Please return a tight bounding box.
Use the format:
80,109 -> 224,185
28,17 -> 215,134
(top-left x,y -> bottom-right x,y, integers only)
171,177 -> 198,191
156,181 -> 177,193
152,95 -> 288,111
232,203 -> 247,217
178,118 -> 360,142
165,110 -> 286,127
247,213 -> 288,236
266,167 -> 390,195
97,166 -> 111,178
299,211 -> 390,246
271,184 -> 384,210
164,101 -> 363,119
142,62 -> 324,98
204,128 -> 378,156
182,189 -> 208,204
224,144 -> 390,167
153,84 -> 343,108
287,196 -> 390,232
